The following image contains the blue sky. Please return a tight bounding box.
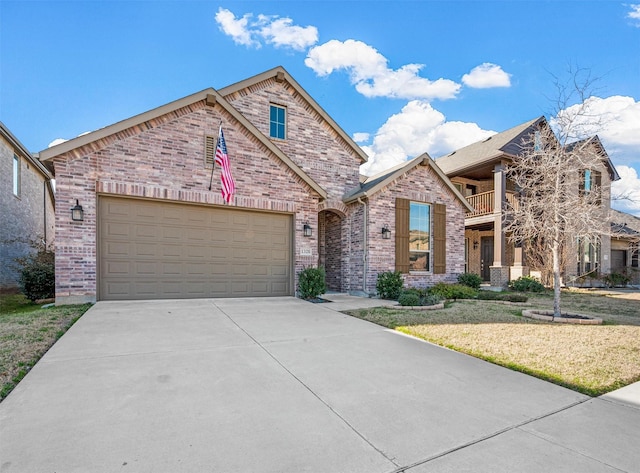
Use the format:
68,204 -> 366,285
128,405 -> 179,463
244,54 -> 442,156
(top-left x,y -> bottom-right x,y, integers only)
2,1 -> 639,214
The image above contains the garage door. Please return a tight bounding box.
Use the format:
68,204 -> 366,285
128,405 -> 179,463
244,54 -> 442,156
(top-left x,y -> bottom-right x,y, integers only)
98,197 -> 292,300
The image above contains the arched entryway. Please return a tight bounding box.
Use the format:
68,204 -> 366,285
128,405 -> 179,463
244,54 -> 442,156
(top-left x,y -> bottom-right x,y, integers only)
318,209 -> 344,292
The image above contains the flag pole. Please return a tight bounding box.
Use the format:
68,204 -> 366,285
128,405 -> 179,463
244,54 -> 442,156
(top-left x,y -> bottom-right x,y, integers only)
208,120 -> 223,191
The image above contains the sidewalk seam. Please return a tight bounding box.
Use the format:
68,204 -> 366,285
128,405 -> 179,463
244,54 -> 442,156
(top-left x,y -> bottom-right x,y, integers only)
386,397 -> 592,473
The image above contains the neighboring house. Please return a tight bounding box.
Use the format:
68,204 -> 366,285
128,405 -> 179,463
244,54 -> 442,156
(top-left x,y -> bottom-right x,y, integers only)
0,122 -> 55,293
435,117 -> 620,287
610,209 -> 640,285
39,66 -> 469,304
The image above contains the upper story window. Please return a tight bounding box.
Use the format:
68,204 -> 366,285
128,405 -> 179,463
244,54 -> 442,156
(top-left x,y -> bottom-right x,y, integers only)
269,104 -> 286,140
13,154 -> 21,197
409,202 -> 431,271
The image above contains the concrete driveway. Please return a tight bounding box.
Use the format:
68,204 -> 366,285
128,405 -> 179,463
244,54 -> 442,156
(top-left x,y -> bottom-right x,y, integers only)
1,297 -> 639,472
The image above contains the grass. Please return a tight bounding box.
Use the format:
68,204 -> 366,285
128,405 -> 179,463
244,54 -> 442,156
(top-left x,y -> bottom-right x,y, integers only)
0,294 -> 92,401
346,289 -> 640,397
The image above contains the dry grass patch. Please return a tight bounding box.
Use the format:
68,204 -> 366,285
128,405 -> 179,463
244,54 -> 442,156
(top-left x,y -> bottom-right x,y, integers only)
0,295 -> 91,401
346,291 -> 640,396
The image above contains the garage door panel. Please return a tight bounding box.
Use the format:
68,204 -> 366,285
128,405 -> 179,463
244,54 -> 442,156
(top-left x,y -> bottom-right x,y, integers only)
99,197 -> 292,300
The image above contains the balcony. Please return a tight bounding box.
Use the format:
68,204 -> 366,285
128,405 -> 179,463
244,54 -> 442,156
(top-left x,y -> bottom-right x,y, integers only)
466,190 -> 519,217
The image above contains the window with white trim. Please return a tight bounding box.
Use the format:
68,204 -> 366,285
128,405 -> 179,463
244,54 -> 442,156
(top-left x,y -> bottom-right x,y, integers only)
409,202 -> 431,271
13,154 -> 20,197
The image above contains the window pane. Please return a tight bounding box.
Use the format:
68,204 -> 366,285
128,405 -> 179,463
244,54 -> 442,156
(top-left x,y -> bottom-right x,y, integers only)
409,202 -> 430,251
277,124 -> 285,140
270,106 -> 277,122
277,107 -> 285,123
13,155 -> 19,196
584,170 -> 592,192
270,123 -> 278,138
409,252 -> 430,271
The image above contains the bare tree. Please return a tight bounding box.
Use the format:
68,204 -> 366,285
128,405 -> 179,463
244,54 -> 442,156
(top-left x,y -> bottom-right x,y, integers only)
506,68 -> 611,317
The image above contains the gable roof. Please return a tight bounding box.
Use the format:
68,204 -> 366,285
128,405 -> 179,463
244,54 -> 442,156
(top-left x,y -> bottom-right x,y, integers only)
343,154 -> 473,212
435,116 -> 546,176
1,121 -> 52,181
565,135 -> 620,181
38,77 -> 327,199
220,66 -> 369,165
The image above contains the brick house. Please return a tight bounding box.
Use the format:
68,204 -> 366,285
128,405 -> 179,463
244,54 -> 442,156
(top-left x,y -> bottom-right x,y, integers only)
436,117 -> 620,287
39,67 -> 470,304
610,209 -> 640,285
0,122 -> 55,292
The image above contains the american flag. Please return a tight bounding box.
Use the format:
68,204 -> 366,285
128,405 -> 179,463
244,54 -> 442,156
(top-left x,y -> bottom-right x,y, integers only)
215,125 -> 236,203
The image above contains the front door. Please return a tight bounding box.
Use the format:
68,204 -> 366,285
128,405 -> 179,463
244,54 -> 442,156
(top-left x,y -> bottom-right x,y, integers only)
481,237 -> 494,281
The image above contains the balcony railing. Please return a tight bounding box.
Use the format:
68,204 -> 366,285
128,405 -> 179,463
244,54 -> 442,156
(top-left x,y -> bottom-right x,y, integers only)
466,191 -> 519,217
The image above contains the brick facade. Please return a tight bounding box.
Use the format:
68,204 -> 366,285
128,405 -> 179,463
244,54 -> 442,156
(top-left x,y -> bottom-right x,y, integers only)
0,126 -> 55,292
366,164 -> 466,291
42,67 -> 466,303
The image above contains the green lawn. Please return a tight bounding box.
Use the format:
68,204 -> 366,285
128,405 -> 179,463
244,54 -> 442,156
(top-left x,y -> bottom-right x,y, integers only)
0,294 -> 92,401
346,289 -> 640,396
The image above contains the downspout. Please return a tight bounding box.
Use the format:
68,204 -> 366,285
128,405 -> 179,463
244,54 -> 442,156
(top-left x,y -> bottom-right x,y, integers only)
357,197 -> 368,294
43,181 -> 47,246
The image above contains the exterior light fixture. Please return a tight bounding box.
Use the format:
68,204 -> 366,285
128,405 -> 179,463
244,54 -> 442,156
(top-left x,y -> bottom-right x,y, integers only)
381,225 -> 391,239
303,222 -> 312,237
71,199 -> 84,222
473,240 -> 479,250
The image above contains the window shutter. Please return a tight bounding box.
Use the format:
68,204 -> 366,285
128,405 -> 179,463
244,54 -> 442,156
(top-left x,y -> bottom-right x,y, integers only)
433,203 -> 446,274
395,198 -> 410,273
204,135 -> 215,167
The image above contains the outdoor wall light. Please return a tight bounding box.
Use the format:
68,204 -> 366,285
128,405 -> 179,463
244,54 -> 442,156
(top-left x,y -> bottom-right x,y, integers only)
473,240 -> 479,250
303,222 -> 312,237
71,199 -> 84,222
381,225 -> 391,239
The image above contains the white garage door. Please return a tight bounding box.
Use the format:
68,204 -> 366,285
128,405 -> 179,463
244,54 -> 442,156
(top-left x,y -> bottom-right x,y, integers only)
98,197 -> 293,300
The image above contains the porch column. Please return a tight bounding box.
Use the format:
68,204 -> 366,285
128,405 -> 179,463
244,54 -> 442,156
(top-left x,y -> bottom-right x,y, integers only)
491,162 -> 510,287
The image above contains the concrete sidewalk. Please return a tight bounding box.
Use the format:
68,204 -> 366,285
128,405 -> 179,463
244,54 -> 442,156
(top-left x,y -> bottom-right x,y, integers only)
1,297 -> 639,472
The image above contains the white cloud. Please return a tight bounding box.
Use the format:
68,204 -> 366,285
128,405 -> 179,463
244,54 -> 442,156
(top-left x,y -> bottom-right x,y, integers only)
48,138 -> 68,148
305,39 -> 461,100
352,132 -> 370,143
215,8 -> 317,51
462,63 -> 512,88
215,8 -> 259,48
555,95 -> 640,167
628,4 -> 640,26
359,100 -> 495,176
612,165 -> 640,217
257,16 -> 318,51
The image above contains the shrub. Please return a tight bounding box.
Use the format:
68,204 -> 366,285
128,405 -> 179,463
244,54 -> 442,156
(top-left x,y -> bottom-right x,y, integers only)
502,293 -> 528,303
376,271 -> 404,300
457,272 -> 482,289
601,272 -> 631,288
297,266 -> 327,300
16,247 -> 55,302
428,283 -> 478,300
398,292 -> 421,306
475,290 -> 501,300
508,276 -> 545,293
398,289 -> 442,306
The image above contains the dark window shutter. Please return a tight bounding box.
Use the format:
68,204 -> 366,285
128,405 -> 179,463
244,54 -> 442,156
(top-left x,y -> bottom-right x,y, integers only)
205,135 -> 215,167
395,198 -> 410,273
433,203 -> 446,274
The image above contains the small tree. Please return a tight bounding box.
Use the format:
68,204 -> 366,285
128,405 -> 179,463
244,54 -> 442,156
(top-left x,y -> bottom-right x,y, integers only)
506,68 -> 611,318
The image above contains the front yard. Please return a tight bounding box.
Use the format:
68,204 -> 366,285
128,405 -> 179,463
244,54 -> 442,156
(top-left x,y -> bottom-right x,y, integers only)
0,295 -> 91,401
346,289 -> 640,396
